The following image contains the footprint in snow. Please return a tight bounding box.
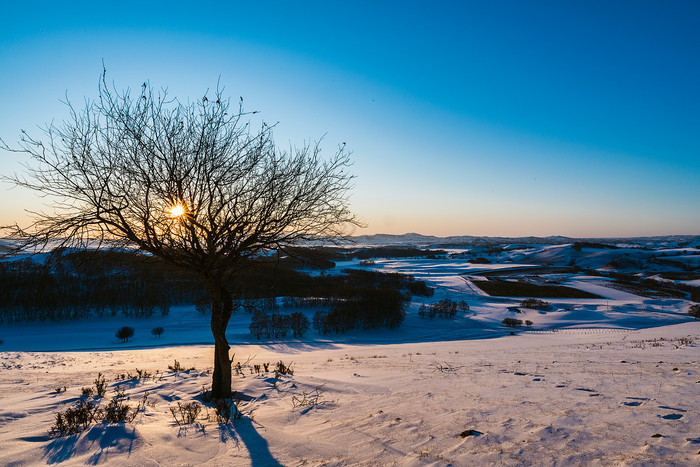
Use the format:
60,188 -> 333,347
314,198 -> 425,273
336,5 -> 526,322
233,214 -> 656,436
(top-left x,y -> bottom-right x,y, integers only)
659,413 -> 683,420
623,401 -> 643,407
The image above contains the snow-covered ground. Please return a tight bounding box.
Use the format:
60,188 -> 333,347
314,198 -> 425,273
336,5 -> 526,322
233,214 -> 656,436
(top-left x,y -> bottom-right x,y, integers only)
1,248 -> 699,465
1,324 -> 698,466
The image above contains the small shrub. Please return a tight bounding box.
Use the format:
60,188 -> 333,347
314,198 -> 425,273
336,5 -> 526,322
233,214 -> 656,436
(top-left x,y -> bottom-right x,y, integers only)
525,320 -> 533,327
432,362 -> 457,373
49,398 -> 100,437
54,386 -> 66,394
118,368 -> 153,381
169,401 -> 201,425
168,360 -> 196,373
116,326 -> 135,342
274,361 -> 294,376
291,386 -> 325,408
50,383 -> 149,437
136,391 -> 152,412
102,387 -> 136,423
94,373 -> 107,397
133,368 -> 152,379
151,326 -> 164,338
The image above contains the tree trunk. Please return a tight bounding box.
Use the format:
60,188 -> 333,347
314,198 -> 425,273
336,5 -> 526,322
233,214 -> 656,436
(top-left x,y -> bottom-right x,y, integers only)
207,282 -> 234,399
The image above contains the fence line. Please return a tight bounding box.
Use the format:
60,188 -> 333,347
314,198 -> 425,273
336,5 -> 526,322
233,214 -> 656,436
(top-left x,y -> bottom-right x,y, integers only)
525,328 -> 633,335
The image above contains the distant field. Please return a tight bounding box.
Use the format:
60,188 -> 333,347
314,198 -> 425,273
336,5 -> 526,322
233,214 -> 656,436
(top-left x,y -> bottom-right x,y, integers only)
658,271 -> 700,281
472,266 -> 576,277
603,280 -> 687,299
472,279 -> 601,298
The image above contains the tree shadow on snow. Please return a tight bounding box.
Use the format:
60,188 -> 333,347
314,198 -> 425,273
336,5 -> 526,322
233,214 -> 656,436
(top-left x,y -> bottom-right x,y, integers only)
253,339 -> 342,353
218,420 -> 283,467
43,423 -> 138,465
248,325 -> 507,353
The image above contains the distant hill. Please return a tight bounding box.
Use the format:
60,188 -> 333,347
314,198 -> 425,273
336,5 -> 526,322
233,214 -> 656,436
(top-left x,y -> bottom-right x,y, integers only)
0,239 -> 16,255
351,233 -> 700,249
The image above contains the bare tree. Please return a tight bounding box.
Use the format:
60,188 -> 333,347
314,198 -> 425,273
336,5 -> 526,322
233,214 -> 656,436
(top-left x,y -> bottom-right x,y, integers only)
1,71 -> 361,398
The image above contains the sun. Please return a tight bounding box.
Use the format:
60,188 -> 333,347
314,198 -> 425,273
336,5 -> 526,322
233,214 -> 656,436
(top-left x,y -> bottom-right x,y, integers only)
169,204 -> 185,218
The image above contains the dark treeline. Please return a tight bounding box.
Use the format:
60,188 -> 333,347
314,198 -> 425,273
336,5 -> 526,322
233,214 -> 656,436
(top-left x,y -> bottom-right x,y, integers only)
258,245 -> 448,265
228,263 -> 433,301
607,271 -> 700,301
312,288 -> 406,334
249,310 -> 310,339
350,246 -> 447,260
239,266 -> 432,336
0,249 -> 206,323
0,248 -> 434,325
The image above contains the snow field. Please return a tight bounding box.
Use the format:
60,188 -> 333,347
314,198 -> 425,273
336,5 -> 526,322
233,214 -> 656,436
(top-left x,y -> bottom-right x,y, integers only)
0,323 -> 698,466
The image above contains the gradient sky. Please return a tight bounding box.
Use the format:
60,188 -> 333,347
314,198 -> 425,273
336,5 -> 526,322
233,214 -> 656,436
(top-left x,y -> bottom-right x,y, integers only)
1,1 -> 699,237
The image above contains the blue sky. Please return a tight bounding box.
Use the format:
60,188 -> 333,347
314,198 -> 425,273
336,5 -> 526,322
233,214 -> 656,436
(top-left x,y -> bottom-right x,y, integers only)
1,1 -> 699,237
